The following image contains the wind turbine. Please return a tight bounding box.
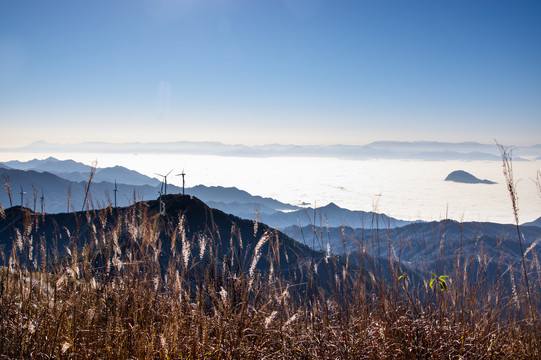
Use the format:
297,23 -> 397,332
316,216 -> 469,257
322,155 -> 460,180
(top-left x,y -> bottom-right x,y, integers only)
40,189 -> 45,214
20,185 -> 25,207
176,169 -> 186,195
155,169 -> 173,195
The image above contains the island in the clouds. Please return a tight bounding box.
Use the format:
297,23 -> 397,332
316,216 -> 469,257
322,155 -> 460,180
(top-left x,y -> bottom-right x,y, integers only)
444,170 -> 496,184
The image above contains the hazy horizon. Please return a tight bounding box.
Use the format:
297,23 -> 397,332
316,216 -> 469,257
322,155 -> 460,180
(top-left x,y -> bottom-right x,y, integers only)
3,138 -> 541,148
2,138 -> 541,163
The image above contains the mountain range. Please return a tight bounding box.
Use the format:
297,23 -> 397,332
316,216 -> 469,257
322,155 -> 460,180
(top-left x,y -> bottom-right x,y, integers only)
2,140 -> 541,161
1,157 -> 161,186
282,219 -> 541,257
0,157 -> 410,230
2,157 -> 540,233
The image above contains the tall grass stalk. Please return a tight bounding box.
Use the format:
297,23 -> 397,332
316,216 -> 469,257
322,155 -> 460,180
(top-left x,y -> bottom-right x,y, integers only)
81,161 -> 97,212
497,142 -> 536,323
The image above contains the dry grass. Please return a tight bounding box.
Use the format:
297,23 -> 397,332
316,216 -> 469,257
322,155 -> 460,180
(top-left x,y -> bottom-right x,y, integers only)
0,200 -> 539,360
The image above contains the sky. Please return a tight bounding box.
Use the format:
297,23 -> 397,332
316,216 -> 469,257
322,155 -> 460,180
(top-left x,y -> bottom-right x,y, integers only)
1,0 -> 540,148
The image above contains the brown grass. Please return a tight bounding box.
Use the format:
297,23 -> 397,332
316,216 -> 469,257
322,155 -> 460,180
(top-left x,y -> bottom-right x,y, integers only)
0,201 -> 539,359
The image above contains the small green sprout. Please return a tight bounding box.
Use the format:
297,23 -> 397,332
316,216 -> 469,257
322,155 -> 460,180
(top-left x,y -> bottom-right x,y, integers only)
429,273 -> 449,292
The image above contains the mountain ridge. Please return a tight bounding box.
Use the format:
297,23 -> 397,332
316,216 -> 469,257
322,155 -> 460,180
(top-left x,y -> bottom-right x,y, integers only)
3,140 -> 540,160
0,195 -> 321,280
0,158 -> 411,229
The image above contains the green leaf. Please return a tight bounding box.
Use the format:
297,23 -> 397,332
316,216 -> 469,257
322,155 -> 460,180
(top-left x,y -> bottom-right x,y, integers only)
439,278 -> 448,291
439,282 -> 445,291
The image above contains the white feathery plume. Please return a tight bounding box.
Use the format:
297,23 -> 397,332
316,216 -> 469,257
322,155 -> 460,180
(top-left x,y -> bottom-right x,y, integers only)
15,228 -> 23,252
230,225 -> 235,267
25,221 -> 32,236
248,231 -> 271,289
524,236 -> 541,257
326,241 -> 331,263
28,235 -> 33,262
268,262 -> 274,286
219,286 -> 228,304
198,233 -> 207,260
113,230 -> 121,257
238,227 -> 243,249
508,263 -> 519,308
265,311 -> 278,329
61,342 -> 71,354
113,254 -> 122,271
282,313 -> 299,330
56,274 -> 66,289
253,214 -> 259,237
179,214 -> 190,268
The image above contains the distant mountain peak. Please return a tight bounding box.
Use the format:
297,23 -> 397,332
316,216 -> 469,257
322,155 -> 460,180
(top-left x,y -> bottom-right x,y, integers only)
445,170 -> 496,184
28,140 -> 50,146
322,202 -> 341,210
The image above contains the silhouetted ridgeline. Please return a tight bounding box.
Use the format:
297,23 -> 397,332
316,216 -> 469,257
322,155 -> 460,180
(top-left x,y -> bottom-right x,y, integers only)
0,195 -> 348,287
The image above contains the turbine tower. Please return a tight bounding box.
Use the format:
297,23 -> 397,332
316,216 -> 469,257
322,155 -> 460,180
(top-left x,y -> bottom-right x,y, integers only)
158,181 -> 164,215
176,169 -> 186,195
40,189 -> 45,214
20,185 -> 25,207
114,180 -> 118,208
155,169 -> 173,195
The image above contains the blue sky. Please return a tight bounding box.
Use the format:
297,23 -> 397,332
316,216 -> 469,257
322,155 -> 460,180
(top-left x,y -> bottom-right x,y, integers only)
1,0 -> 540,147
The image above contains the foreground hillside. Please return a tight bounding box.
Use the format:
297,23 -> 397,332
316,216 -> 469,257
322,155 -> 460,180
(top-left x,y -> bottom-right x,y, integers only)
0,195 -> 325,283
1,195 -> 540,358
